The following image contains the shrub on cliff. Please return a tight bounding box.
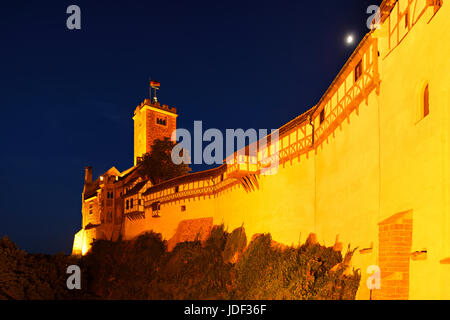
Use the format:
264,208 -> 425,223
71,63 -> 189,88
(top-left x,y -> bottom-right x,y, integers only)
231,233 -> 360,300
148,237 -> 233,299
0,236 -> 88,300
0,229 -> 360,300
223,226 -> 247,263
84,231 -> 166,299
205,224 -> 228,252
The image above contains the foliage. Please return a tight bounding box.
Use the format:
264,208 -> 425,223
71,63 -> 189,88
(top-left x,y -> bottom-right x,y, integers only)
205,224 -> 228,252
0,236 -> 90,300
137,137 -> 191,185
231,233 -> 360,300
0,229 -> 360,300
83,231 -> 166,299
223,226 -> 247,263
148,239 -> 233,299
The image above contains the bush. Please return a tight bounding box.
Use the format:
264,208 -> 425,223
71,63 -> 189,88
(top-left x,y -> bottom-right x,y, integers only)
231,233 -> 360,300
0,229 -> 360,300
83,231 -> 166,299
0,236 -> 89,300
223,226 -> 247,264
205,224 -> 228,252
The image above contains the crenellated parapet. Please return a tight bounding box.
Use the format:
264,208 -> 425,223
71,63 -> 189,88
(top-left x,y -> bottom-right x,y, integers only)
134,99 -> 177,116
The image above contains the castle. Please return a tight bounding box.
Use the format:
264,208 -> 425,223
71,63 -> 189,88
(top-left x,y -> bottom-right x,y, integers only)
73,0 -> 450,299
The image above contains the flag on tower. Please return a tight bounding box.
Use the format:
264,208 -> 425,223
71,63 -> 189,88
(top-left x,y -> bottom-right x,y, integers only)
150,80 -> 161,88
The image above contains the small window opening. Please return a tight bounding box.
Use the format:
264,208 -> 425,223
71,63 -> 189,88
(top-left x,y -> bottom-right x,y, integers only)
319,109 -> 325,125
354,59 -> 363,82
156,117 -> 167,126
423,84 -> 430,118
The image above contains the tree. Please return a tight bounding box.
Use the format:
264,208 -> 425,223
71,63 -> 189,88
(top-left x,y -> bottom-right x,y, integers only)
138,137 -> 191,185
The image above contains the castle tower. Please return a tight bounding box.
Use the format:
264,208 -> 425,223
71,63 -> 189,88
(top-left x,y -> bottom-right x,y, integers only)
133,81 -> 178,165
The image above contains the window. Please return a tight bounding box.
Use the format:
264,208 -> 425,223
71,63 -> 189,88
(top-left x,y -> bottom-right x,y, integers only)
151,202 -> 159,212
354,59 -> 363,82
220,174 -> 224,182
130,199 -> 134,209
126,199 -> 129,210
156,116 -> 167,126
181,205 -> 186,212
174,186 -> 179,193
151,201 -> 161,217
319,109 -> 325,125
423,84 -> 430,118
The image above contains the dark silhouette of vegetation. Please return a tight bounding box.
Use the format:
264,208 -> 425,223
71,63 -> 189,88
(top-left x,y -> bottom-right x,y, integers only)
231,233 -> 360,299
223,226 -> 246,263
0,236 -> 91,299
137,137 -> 191,185
83,225 -> 360,300
0,227 -> 360,300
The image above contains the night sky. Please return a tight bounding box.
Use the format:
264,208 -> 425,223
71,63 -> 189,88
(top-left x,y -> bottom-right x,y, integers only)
0,0 -> 379,254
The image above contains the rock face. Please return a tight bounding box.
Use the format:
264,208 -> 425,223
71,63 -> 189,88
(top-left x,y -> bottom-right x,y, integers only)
167,217 -> 213,251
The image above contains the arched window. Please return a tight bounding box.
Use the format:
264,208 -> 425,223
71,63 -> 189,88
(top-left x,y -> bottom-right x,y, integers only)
423,84 -> 430,118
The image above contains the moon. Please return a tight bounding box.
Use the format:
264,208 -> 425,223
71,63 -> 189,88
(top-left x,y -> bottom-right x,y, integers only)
346,34 -> 355,45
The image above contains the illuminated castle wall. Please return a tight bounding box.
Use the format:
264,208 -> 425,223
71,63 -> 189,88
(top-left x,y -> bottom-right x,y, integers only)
73,0 -> 450,299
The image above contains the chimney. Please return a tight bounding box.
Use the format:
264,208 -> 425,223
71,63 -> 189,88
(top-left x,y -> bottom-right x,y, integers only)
85,166 -> 93,184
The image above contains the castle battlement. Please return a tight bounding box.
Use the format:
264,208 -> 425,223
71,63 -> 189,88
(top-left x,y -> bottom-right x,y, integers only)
134,99 -> 177,115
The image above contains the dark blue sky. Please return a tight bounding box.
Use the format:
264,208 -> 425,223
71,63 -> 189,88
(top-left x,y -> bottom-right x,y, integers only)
0,0 -> 378,254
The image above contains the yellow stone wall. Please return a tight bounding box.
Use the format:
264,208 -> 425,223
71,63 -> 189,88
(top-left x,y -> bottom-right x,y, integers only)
375,1 -> 450,299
